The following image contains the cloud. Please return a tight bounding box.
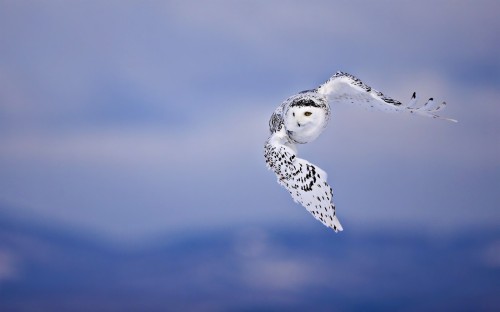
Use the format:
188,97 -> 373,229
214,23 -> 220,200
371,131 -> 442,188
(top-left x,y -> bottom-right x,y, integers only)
481,240 -> 500,268
1,69 -> 499,242
0,249 -> 18,283
232,227 -> 329,293
0,0 -> 498,243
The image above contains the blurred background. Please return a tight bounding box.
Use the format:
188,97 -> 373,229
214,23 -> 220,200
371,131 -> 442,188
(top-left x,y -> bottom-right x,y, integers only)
0,0 -> 499,311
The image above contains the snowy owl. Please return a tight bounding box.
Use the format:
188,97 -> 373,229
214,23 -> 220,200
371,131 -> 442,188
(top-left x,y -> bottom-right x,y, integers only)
264,71 -> 456,232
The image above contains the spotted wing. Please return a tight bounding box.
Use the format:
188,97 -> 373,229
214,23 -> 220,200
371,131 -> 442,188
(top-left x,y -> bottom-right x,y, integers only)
268,104 -> 284,134
264,138 -> 343,232
316,71 -> 456,122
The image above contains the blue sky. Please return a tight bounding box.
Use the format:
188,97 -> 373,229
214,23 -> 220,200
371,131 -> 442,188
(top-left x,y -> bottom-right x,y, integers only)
0,0 -> 499,245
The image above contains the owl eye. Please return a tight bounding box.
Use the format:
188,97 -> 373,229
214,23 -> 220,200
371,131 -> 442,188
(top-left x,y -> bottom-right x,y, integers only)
304,111 -> 312,116
293,112 -> 295,117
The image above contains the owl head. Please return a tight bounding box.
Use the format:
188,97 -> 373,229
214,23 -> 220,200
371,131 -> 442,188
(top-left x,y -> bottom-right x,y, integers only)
283,92 -> 330,144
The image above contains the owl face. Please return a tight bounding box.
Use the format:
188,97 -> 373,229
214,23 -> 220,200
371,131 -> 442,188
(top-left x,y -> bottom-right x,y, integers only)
284,104 -> 328,144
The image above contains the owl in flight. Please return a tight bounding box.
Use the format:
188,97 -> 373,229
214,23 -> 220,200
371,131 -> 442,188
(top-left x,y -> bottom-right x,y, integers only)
264,71 -> 456,232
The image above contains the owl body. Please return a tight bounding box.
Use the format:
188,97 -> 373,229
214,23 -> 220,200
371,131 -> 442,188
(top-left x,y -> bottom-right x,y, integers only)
265,71 -> 455,233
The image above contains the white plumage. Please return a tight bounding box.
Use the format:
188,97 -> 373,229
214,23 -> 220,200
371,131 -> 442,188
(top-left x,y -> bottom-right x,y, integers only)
264,71 -> 456,232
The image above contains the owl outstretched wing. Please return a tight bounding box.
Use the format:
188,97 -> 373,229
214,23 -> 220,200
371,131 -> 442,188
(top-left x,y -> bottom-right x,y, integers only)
317,71 -> 457,122
264,128 -> 343,232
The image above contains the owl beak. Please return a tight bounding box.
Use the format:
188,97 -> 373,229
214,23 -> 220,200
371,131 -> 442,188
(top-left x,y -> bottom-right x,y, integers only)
297,122 -> 301,127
